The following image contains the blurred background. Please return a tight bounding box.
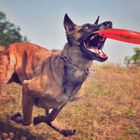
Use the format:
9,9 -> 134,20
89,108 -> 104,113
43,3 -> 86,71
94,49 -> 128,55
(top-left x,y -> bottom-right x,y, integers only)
0,0 -> 140,64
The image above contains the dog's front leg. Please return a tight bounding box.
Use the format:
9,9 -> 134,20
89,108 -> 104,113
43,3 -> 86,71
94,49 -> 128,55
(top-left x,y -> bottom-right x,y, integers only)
33,106 -> 64,125
33,105 -> 75,137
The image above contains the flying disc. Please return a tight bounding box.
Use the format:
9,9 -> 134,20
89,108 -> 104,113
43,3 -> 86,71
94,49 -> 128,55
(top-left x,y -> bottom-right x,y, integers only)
99,28 -> 140,44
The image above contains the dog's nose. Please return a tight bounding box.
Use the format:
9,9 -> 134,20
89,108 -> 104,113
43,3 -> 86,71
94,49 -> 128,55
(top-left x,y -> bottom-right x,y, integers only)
103,21 -> 112,28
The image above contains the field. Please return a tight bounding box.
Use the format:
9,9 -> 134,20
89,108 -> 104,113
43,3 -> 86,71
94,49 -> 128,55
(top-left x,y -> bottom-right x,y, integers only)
0,64 -> 140,140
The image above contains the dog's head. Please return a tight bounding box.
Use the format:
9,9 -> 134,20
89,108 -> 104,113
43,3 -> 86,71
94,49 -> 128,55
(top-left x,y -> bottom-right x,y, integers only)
64,14 -> 112,62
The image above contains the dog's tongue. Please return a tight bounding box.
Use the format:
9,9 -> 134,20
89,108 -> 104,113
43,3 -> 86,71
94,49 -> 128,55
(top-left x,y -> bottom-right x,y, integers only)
88,47 -> 108,59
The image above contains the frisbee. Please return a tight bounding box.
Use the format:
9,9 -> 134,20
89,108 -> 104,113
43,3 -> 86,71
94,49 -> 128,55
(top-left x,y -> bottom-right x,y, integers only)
99,28 -> 140,44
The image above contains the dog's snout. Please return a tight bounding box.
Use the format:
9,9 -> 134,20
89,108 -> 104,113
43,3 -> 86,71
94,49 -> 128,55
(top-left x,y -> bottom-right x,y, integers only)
103,21 -> 112,28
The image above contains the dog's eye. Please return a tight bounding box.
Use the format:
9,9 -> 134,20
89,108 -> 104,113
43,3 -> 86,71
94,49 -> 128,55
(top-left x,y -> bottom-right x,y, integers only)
84,26 -> 90,30
79,25 -> 90,33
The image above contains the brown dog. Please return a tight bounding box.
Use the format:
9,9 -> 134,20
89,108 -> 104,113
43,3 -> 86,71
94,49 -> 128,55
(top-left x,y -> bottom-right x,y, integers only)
0,14 -> 112,136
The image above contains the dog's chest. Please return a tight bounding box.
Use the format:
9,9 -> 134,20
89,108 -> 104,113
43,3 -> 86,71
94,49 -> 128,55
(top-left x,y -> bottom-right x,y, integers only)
34,69 -> 88,110
34,93 -> 69,109
62,66 -> 89,99
64,65 -> 89,85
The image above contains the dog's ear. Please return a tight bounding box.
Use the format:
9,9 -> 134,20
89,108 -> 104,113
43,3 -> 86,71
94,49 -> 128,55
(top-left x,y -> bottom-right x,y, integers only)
94,16 -> 100,25
64,14 -> 75,32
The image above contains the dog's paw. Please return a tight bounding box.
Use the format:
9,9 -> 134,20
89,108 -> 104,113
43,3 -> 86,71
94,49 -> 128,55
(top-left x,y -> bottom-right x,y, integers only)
10,112 -> 23,123
60,129 -> 76,137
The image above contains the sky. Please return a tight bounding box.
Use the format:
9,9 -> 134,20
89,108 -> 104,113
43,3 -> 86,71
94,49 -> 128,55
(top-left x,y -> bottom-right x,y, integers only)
0,0 -> 140,64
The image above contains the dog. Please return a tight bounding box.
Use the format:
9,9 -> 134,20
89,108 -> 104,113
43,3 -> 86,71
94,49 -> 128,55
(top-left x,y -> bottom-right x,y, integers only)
0,14 -> 112,136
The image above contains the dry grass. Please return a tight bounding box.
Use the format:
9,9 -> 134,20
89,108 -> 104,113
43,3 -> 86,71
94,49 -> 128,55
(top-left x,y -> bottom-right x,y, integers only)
0,64 -> 140,140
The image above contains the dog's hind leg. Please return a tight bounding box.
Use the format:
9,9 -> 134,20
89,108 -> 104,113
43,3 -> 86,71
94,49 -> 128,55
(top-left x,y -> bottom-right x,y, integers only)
22,86 -> 33,125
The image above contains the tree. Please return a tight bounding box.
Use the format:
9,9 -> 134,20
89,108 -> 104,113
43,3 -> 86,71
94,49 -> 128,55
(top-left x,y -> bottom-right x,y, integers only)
124,47 -> 140,67
0,11 -> 28,46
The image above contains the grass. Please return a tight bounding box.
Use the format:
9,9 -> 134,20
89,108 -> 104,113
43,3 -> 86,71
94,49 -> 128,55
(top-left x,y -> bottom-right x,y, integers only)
0,64 -> 140,140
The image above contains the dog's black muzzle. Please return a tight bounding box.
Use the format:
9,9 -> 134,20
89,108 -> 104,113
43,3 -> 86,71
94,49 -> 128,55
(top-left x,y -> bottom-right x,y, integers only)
80,21 -> 113,61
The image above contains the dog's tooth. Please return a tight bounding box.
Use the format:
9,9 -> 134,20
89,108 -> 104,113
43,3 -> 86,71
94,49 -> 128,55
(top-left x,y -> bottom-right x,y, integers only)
99,49 -> 104,55
99,37 -> 103,41
102,38 -> 106,41
84,43 -> 87,48
94,31 -> 99,34
90,36 -> 95,40
88,47 -> 99,53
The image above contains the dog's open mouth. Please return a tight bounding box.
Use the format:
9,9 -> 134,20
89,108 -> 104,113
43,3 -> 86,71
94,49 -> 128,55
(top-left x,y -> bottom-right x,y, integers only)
83,32 -> 108,61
